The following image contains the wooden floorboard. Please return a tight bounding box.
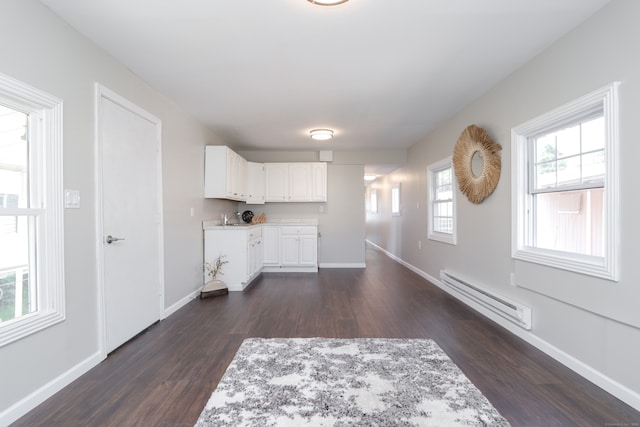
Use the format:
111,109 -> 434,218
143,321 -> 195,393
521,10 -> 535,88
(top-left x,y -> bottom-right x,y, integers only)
12,244 -> 640,426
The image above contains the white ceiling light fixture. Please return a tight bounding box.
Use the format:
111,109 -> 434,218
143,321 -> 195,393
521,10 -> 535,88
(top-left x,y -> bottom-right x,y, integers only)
307,0 -> 350,5
364,175 -> 377,182
310,129 -> 334,141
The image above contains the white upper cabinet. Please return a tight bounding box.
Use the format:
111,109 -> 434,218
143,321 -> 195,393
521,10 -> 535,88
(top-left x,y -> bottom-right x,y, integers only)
288,163 -> 312,201
205,150 -> 327,203
310,162 -> 327,202
246,161 -> 265,204
232,151 -> 247,200
264,162 -> 327,202
264,163 -> 289,202
204,146 -> 247,201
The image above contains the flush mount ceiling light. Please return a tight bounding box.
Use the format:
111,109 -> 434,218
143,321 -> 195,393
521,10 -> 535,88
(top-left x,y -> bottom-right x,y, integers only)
309,129 -> 334,141
364,175 -> 377,182
307,0 -> 350,5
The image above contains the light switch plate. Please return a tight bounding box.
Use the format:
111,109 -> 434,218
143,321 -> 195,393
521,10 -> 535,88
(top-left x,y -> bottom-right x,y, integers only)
64,189 -> 80,209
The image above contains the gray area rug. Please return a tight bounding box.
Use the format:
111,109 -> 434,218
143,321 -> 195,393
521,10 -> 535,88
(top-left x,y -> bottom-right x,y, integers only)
195,338 -> 510,426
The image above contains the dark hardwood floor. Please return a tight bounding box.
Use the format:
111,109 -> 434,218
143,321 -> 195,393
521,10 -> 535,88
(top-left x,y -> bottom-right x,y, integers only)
13,244 -> 640,426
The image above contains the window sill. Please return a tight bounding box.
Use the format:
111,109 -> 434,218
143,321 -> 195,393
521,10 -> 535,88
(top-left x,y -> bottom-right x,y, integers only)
512,246 -> 617,281
0,309 -> 66,347
428,232 -> 457,246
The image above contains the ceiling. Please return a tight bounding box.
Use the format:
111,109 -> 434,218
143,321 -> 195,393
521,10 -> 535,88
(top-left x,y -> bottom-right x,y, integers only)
40,0 -> 610,159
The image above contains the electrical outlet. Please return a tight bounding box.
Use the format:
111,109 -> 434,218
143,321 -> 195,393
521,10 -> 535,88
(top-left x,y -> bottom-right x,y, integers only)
418,240 -> 422,250
510,273 -> 516,287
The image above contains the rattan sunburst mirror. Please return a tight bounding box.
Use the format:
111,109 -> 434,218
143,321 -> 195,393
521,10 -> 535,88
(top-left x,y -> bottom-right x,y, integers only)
452,125 -> 502,204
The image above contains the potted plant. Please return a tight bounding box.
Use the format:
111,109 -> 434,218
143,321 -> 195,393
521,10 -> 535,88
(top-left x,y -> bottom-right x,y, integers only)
201,254 -> 229,298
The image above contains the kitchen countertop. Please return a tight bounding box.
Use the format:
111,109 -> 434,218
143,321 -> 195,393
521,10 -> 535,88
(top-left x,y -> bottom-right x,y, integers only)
203,218 -> 318,230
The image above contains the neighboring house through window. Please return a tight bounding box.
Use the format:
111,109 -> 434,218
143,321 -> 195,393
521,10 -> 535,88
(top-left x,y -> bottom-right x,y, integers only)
0,72 -> 64,346
511,82 -> 619,280
428,157 -> 456,245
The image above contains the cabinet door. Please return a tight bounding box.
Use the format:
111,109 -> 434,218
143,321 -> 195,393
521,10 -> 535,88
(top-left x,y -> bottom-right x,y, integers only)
204,146 -> 229,198
235,154 -> 247,200
225,149 -> 236,198
263,226 -> 280,265
311,163 -> 327,202
280,234 -> 300,265
288,163 -> 312,201
298,234 -> 318,266
265,163 -> 288,202
248,238 -> 257,277
204,146 -> 248,201
246,162 -> 265,204
227,150 -> 247,200
255,238 -> 264,272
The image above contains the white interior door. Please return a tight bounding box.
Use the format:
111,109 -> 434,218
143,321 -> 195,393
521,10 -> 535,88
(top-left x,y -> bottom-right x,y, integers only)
97,86 -> 163,354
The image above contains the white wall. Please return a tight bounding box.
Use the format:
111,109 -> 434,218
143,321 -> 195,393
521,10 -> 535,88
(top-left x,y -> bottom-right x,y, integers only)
366,0 -> 640,409
0,1 -> 236,423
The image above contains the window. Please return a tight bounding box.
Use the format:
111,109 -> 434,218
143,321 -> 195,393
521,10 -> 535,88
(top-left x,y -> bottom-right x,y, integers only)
512,82 -> 619,280
0,193 -> 19,233
391,183 -> 401,216
0,72 -> 64,347
428,157 -> 456,245
369,189 -> 378,213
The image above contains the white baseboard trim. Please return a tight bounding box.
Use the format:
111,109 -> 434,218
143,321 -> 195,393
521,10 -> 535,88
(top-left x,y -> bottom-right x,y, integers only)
227,283 -> 246,292
319,263 -> 366,268
163,288 -> 200,318
0,351 -> 104,426
2,287 -> 206,426
262,266 -> 318,273
366,240 -> 640,411
227,273 -> 263,292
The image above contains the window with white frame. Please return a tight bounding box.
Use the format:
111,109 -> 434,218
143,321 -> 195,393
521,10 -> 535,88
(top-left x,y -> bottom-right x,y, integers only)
369,189 -> 378,213
428,157 -> 456,245
391,183 -> 400,216
512,82 -> 619,280
0,72 -> 65,347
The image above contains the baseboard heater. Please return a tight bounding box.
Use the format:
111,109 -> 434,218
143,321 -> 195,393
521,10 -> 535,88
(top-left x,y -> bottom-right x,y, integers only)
440,270 -> 532,330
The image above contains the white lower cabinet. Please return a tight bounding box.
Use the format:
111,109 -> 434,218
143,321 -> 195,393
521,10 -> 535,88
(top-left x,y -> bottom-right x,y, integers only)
204,226 -> 262,291
262,226 -> 280,266
248,233 -> 263,278
204,224 -> 318,292
281,232 -> 317,266
265,225 -> 318,271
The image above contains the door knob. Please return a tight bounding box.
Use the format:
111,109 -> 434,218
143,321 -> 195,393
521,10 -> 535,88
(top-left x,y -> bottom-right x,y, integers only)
105,235 -> 125,244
